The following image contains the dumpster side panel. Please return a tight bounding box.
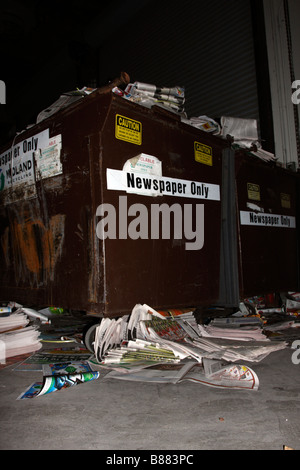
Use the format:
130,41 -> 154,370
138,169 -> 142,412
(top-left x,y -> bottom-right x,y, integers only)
97,97 -> 226,316
0,93 -> 227,317
0,94 -> 110,312
235,154 -> 299,297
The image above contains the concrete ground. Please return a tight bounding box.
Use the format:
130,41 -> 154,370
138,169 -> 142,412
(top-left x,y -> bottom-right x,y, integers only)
0,333 -> 300,451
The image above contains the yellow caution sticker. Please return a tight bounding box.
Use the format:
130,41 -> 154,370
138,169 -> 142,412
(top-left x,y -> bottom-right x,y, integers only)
115,114 -> 142,145
194,142 -> 213,166
247,183 -> 261,201
281,193 -> 291,209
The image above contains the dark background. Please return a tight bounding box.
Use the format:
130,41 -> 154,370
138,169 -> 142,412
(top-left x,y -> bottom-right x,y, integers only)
0,0 -> 274,151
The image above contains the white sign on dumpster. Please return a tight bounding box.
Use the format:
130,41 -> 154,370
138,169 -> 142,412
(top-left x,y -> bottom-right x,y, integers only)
240,211 -> 296,228
106,168 -> 221,201
0,129 -> 50,190
0,129 -> 62,201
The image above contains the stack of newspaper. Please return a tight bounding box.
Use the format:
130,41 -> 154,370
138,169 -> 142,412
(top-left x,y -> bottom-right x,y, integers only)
36,87 -> 96,124
219,116 -> 277,162
113,81 -> 185,114
88,303 -> 288,390
0,310 -> 29,333
197,322 -> 268,342
182,115 -> 221,135
0,305 -> 42,361
183,114 -> 276,162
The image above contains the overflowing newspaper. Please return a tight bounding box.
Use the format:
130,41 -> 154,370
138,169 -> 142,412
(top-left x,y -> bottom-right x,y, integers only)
113,81 -> 185,114
183,114 -> 276,162
36,87 -> 96,123
182,115 -> 221,135
88,303 -> 289,390
111,76 -> 277,162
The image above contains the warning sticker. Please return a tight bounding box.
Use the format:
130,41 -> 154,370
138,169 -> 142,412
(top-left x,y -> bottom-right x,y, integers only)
280,193 -> 291,209
247,183 -> 260,201
194,142 -> 213,166
115,114 -> 142,145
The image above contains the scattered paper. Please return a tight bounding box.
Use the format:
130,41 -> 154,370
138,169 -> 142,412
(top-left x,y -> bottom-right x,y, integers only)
105,358 -> 259,391
14,349 -> 92,371
87,302 -> 295,391
7,294 -> 299,398
178,360 -> 259,391
17,364 -> 99,400
197,323 -> 268,341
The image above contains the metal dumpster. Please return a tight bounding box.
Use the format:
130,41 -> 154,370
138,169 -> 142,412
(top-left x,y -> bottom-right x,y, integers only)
219,149 -> 300,306
0,90 -> 227,317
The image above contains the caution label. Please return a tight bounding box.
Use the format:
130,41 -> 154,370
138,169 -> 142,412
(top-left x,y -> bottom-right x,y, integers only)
281,193 -> 291,209
247,183 -> 260,201
194,142 -> 213,166
115,114 -> 142,145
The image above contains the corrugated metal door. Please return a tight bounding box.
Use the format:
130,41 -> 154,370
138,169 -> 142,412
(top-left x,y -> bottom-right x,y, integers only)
99,0 -> 259,122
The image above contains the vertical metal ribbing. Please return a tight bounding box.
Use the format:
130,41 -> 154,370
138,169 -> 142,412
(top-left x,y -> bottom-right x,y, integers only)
283,0 -> 300,167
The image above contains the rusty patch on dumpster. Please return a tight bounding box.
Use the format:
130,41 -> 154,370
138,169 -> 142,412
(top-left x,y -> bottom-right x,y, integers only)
2,212 -> 65,287
87,215 -> 102,305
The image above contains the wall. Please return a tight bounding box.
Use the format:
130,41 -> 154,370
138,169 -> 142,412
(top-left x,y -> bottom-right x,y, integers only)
95,0 -> 260,124
264,0 -> 300,169
288,0 -> 300,165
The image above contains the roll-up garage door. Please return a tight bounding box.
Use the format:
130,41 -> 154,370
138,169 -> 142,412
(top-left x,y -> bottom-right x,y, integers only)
98,0 -> 260,124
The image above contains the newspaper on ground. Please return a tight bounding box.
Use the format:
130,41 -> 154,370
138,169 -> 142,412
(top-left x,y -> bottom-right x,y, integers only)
0,311 -> 29,333
87,303 -> 292,391
0,326 -> 42,359
105,357 -> 259,391
197,323 -> 268,341
10,296 -> 298,397
18,370 -> 99,400
184,336 -> 286,363
0,303 -> 43,361
178,359 -> 259,390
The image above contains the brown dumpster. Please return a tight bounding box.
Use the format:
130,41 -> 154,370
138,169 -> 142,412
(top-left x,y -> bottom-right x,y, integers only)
0,90 -> 227,317
235,152 -> 300,298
